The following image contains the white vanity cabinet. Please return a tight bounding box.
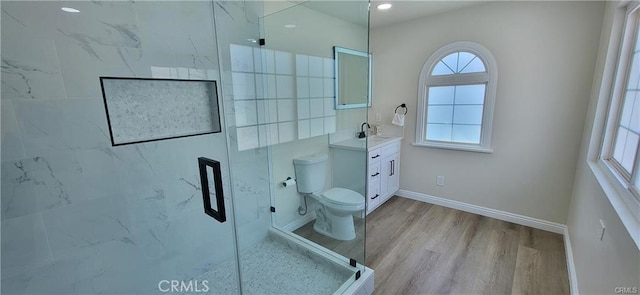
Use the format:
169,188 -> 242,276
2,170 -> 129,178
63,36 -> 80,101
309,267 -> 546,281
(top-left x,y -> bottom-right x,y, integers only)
329,136 -> 402,216
366,139 -> 401,215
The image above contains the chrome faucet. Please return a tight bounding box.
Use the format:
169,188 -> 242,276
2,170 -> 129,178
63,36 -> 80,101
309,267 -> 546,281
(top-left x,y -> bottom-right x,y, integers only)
358,122 -> 370,138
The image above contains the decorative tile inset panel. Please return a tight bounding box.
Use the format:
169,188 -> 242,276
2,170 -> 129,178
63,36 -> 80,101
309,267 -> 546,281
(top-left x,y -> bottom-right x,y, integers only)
100,78 -> 221,145
278,122 -> 295,143
231,45 -> 338,150
275,51 -> 293,75
256,74 -> 276,99
298,120 -> 310,139
231,72 -> 256,100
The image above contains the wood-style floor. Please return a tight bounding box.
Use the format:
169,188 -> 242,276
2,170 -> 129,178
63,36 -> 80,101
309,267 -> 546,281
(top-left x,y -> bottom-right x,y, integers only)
294,196 -> 569,295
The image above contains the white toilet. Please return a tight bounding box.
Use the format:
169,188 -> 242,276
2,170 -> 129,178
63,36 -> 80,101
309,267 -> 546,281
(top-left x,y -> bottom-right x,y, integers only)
293,153 -> 365,241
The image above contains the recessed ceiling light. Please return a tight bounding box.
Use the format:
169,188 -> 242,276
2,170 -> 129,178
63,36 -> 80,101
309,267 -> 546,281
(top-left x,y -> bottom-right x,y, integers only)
377,3 -> 392,10
284,24 -> 296,29
61,7 -> 80,13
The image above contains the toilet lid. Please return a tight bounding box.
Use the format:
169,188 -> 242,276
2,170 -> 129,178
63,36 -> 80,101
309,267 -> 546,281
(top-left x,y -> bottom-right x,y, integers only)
321,188 -> 364,206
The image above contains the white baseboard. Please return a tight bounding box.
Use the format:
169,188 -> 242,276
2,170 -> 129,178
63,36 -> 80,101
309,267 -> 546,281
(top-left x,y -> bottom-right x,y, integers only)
396,189 -> 566,234
563,228 -> 579,295
282,212 -> 316,231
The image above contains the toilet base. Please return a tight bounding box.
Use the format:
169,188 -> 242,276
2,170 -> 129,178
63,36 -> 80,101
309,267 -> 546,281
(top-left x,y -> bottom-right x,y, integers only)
313,207 -> 356,241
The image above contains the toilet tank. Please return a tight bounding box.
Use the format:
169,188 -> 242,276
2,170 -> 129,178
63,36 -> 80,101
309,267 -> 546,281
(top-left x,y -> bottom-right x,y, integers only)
292,153 -> 328,194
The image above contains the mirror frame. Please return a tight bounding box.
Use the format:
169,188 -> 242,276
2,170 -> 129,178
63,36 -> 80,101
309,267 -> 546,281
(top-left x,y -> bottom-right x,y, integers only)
333,46 -> 372,110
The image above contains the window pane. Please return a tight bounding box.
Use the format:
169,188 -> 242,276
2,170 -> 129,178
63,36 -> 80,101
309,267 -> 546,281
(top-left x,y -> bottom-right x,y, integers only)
628,13 -> 640,89
628,53 -> 640,90
635,21 -> 640,51
432,61 -> 455,76
426,124 -> 452,141
442,52 -> 459,73
622,131 -> 639,173
455,84 -> 486,104
452,124 -> 481,144
427,105 -> 453,124
613,127 -> 628,165
428,86 -> 455,105
619,91 -> 637,128
635,155 -> 640,188
460,57 -> 486,73
453,105 -> 484,124
457,52 -> 475,72
635,19 -> 640,51
630,92 -> 640,133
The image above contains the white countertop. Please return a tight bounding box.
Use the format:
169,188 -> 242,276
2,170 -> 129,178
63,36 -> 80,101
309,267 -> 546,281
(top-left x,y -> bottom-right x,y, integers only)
329,136 -> 402,151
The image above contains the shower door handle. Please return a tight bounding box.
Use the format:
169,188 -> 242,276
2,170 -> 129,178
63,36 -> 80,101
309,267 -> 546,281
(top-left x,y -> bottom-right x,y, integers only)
198,157 -> 226,223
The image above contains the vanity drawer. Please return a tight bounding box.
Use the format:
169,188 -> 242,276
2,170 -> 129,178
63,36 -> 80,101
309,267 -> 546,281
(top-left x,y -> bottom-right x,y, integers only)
381,141 -> 400,155
368,161 -> 381,181
367,180 -> 381,207
368,148 -> 382,164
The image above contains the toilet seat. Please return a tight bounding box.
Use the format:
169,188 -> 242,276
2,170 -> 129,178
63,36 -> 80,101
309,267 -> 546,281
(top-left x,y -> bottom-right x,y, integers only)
320,187 -> 364,207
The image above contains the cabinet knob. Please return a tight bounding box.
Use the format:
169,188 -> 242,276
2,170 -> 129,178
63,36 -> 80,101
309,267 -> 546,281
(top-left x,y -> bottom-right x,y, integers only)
371,194 -> 379,200
371,155 -> 380,159
371,172 -> 380,177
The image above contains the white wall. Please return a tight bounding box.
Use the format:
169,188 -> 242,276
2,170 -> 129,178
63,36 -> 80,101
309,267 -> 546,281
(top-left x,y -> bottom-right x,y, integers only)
261,3 -> 369,227
566,1 -> 640,293
370,1 -> 604,223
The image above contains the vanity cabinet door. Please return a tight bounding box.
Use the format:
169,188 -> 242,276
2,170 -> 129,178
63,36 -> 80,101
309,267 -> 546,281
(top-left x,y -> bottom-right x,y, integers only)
380,152 -> 400,201
386,152 -> 400,201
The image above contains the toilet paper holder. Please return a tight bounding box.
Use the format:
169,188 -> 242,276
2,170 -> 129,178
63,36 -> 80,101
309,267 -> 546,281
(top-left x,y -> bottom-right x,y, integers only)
282,177 -> 296,187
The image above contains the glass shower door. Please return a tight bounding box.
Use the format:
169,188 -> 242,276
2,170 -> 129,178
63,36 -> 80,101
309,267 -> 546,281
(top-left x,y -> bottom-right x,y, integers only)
1,1 -> 243,294
215,1 -> 366,294
213,1 -> 371,294
260,0 -> 369,271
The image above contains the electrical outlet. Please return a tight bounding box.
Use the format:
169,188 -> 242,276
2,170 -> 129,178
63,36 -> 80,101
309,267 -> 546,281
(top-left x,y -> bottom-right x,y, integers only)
375,113 -> 382,122
436,176 -> 445,186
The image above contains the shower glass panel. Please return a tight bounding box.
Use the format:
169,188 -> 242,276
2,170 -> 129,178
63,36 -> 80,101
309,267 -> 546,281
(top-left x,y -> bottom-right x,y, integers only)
1,1 -> 242,293
214,1 -> 367,294
260,0 -> 370,274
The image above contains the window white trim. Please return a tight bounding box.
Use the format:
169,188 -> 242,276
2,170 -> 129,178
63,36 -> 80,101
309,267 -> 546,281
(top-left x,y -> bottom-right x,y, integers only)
411,141 -> 493,153
415,41 -> 498,152
588,1 -> 640,249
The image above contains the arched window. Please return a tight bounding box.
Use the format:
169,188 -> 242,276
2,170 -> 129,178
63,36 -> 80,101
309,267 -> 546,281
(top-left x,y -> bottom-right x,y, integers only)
415,41 -> 497,153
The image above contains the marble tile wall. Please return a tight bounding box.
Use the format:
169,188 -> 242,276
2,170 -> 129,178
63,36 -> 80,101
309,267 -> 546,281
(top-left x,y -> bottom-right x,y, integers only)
1,1 -> 271,293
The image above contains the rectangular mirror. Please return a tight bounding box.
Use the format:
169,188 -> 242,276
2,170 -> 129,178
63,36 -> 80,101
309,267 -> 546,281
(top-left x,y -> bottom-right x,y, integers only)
334,46 -> 372,109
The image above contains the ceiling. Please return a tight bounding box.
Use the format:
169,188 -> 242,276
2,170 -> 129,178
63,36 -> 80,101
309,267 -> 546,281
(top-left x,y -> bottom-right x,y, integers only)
264,1 -> 486,29
369,1 -> 486,28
